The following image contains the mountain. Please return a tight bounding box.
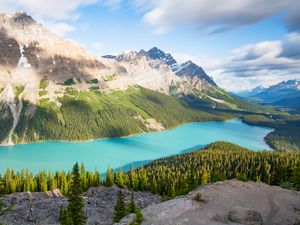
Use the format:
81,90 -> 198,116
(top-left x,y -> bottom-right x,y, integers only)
236,85 -> 267,98
103,47 -> 217,93
0,12 -> 268,146
141,47 -> 177,65
237,80 -> 300,111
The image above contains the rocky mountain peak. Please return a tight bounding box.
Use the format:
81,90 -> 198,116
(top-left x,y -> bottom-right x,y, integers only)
172,60 -> 215,85
146,47 -> 177,65
268,79 -> 300,91
0,12 -> 36,27
12,12 -> 35,25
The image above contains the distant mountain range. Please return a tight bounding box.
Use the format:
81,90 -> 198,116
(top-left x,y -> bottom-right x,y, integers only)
236,80 -> 300,111
0,12 -> 268,145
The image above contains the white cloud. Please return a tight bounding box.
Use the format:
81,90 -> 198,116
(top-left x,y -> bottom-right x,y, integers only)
45,21 -> 76,36
140,0 -> 300,34
16,0 -> 97,20
280,32 -> 300,59
230,41 -> 282,61
0,0 -> 99,36
174,33 -> 300,92
1,0 -> 99,21
173,52 -> 223,73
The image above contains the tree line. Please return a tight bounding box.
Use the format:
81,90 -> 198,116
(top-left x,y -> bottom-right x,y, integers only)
1,142 -> 299,198
0,164 -> 100,195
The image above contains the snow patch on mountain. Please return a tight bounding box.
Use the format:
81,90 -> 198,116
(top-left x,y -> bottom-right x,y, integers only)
0,84 -> 23,146
207,95 -> 225,103
18,44 -> 31,68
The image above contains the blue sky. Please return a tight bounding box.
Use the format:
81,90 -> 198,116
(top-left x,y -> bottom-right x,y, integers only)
66,3 -> 286,57
1,0 -> 300,91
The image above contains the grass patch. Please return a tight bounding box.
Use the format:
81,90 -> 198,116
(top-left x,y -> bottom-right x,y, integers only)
14,86 -> 24,98
39,78 -> 49,89
39,90 -> 47,97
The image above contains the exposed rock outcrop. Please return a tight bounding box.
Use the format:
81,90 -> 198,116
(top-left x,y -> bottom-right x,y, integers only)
0,186 -> 161,225
117,180 -> 300,225
1,180 -> 299,225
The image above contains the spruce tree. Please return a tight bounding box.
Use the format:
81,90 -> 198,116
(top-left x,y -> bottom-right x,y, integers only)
127,191 -> 136,213
150,176 -> 157,194
138,167 -> 147,191
201,166 -> 208,185
38,171 -> 48,192
134,207 -> 144,224
130,166 -> 139,191
116,169 -> 124,188
62,162 -> 87,225
105,166 -> 114,187
80,163 -> 87,191
113,190 -> 127,222
59,206 -> 72,225
129,207 -> 144,225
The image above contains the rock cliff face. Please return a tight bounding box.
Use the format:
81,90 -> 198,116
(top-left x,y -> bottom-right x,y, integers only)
0,186 -> 161,225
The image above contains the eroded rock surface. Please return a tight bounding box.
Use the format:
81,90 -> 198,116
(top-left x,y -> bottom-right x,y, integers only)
1,180 -> 299,225
0,186 -> 161,225
118,180 -> 300,225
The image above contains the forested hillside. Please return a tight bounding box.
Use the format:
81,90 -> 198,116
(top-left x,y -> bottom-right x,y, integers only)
242,114 -> 300,151
1,142 -> 299,197
1,87 -> 233,144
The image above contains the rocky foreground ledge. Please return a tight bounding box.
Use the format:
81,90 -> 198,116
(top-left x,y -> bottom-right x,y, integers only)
0,186 -> 161,225
1,180 -> 300,225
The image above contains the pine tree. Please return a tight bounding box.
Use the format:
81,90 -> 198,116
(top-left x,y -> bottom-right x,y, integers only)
135,207 -> 144,224
113,190 -> 127,222
116,169 -> 124,188
39,171 -> 48,192
201,165 -> 208,185
150,176 -> 157,194
127,191 -> 136,213
65,163 -> 87,225
48,172 -> 57,191
129,207 -> 144,225
138,167 -> 147,191
60,172 -> 69,195
105,166 -> 114,187
130,165 -> 139,191
92,169 -> 100,187
291,167 -> 300,189
59,206 -> 72,225
80,163 -> 87,191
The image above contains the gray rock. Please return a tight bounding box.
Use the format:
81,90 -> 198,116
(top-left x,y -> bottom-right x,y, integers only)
227,207 -> 263,225
0,186 -> 161,225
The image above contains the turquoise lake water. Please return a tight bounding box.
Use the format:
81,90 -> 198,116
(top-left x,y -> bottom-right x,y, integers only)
0,119 -> 273,174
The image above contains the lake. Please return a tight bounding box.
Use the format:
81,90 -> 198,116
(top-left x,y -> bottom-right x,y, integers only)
0,119 -> 273,174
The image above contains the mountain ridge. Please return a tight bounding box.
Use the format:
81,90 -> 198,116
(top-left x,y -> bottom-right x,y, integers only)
236,79 -> 300,111
0,12 -> 272,146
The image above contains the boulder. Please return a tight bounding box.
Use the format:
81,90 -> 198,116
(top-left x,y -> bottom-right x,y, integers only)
227,207 -> 263,225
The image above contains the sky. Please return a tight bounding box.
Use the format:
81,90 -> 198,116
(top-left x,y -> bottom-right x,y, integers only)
1,0 -> 300,92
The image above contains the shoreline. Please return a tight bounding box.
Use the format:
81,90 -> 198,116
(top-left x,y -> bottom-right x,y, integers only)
0,117 -> 274,150
0,117 -> 234,146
